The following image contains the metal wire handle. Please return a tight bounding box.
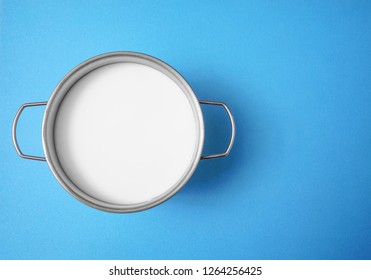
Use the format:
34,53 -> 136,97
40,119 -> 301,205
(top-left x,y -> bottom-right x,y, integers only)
12,102 -> 48,161
199,100 -> 236,160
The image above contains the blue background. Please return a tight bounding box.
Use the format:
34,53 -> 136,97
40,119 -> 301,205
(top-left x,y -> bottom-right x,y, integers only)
1,0 -> 371,259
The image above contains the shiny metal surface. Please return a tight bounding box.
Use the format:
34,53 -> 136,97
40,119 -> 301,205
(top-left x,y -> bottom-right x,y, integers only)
12,51 -> 235,213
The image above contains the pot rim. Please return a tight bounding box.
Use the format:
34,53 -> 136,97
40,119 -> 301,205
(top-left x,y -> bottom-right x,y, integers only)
42,51 -> 204,213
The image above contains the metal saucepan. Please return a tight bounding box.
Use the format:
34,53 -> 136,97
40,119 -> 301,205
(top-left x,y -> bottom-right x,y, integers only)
12,52 -> 235,213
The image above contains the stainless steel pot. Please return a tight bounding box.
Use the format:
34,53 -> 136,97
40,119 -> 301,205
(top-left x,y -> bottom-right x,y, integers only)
12,52 -> 235,213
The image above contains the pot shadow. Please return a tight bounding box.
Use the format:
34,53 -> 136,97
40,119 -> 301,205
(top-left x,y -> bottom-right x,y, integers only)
178,73 -> 260,196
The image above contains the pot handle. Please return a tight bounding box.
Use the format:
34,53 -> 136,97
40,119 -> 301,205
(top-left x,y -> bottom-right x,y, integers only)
199,100 -> 236,160
12,102 -> 48,161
